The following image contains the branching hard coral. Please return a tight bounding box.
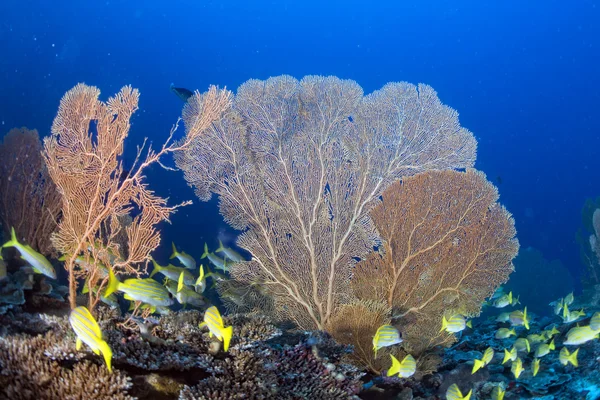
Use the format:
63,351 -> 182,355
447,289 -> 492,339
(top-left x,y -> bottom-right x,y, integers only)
339,169 -> 518,371
0,127 -> 61,257
176,75 -> 477,330
180,339 -> 363,400
0,334 -> 133,400
43,84 -> 231,310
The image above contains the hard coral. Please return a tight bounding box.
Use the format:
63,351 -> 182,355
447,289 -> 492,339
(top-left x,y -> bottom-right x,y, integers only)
0,334 -> 133,400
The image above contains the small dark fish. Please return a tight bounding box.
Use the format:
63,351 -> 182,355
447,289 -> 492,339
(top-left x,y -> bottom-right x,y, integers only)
496,175 -> 503,184
348,116 -> 354,122
170,83 -> 194,102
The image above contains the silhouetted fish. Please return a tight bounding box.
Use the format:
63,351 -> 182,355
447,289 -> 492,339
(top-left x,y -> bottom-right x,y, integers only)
170,83 -> 194,102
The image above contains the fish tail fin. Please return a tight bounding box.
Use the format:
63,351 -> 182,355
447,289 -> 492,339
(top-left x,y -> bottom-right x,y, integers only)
440,316 -> 448,332
464,389 -> 473,400
199,264 -> 204,281
216,240 -> 225,253
199,321 -> 207,329
128,301 -> 135,311
386,354 -> 401,377
472,359 -> 484,374
524,307 -> 530,330
570,348 -> 579,367
502,349 -> 510,364
170,242 -> 178,259
98,340 -> 113,373
466,320 -> 472,329
201,243 -> 209,259
82,279 -> 90,294
549,339 -> 555,350
104,268 -> 119,298
510,328 -> 516,336
2,227 -> 18,248
149,258 -> 161,278
177,271 -> 185,293
220,325 -> 233,351
58,254 -> 67,261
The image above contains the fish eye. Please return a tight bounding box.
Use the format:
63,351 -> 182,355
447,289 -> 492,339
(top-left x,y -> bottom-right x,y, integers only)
168,292 -> 173,299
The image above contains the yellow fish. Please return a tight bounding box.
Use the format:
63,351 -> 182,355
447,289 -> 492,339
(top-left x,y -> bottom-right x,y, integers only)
440,315 -> 470,333
502,347 -> 517,364
491,386 -> 505,400
2,227 -> 56,279
559,347 -> 579,367
495,327 -> 516,339
514,338 -> 530,353
563,325 -> 600,345
446,383 -> 472,400
373,325 -> 403,358
69,306 -> 112,372
591,312 -> 600,331
170,242 -> 196,270
511,357 -> 524,378
532,358 -> 540,377
534,339 -> 555,358
472,347 -> 494,374
509,307 -> 529,329
199,306 -> 233,351
387,354 -> 416,378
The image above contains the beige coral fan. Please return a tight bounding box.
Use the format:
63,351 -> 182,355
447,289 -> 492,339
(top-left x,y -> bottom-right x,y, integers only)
176,75 -> 477,330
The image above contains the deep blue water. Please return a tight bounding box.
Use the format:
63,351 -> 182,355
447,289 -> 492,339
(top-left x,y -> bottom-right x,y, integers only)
1,1 -> 598,286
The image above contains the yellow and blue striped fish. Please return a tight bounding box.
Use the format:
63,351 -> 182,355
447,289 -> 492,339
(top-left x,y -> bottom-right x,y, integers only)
387,354 -> 416,378
69,306 -> 112,372
149,257 -> 195,285
176,271 -> 207,307
105,268 -> 174,307
559,347 -> 579,367
170,242 -> 197,270
373,325 -> 402,358
446,383 -> 472,400
2,227 -> 56,279
532,358 -> 540,376
200,306 -> 233,351
590,312 -> 600,331
472,347 -> 494,374
502,347 -> 517,364
440,314 -> 470,333
511,357 -> 524,378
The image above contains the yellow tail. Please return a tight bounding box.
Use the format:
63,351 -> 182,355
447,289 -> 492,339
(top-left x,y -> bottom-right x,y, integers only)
98,339 -> 113,373
220,325 -> 233,352
104,268 -> 120,298
386,354 -> 401,377
471,359 -> 484,374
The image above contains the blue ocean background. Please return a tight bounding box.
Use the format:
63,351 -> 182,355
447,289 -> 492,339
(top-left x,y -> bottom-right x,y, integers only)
1,0 -> 598,290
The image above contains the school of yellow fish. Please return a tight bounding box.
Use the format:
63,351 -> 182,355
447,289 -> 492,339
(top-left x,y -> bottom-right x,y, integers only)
0,229 -> 245,373
373,283 -> 600,399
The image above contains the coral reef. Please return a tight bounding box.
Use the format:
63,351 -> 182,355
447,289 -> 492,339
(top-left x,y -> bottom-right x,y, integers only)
332,169 -> 518,372
1,307 -> 364,399
0,127 -> 61,257
576,197 -> 600,286
43,84 -> 231,310
0,333 -> 133,400
176,75 -> 477,330
0,257 -> 68,316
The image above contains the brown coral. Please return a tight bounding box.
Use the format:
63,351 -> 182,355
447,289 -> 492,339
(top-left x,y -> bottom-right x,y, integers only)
0,127 -> 61,257
44,84 -> 231,310
0,334 -> 133,400
176,75 -> 477,330
335,169 -> 518,371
